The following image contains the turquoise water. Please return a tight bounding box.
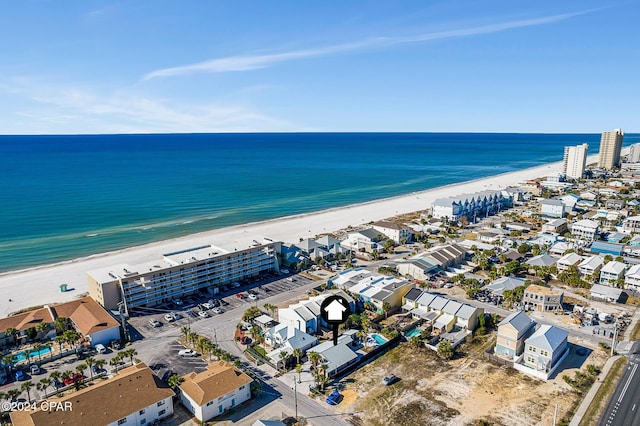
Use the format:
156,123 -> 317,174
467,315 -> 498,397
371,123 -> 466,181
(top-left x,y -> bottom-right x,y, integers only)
1,132 -> 638,273
370,333 -> 388,345
15,347 -> 52,362
405,328 -> 421,338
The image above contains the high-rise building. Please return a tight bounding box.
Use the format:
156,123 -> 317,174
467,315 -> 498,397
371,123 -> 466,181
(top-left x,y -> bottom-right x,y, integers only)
598,129 -> 624,169
628,143 -> 640,163
563,143 -> 588,179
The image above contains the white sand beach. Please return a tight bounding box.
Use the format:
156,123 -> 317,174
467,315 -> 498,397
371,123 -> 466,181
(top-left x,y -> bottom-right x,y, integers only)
0,157 -> 574,317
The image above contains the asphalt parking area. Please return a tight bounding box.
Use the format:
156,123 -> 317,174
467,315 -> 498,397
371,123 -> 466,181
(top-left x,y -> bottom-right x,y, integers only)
148,342 -> 208,382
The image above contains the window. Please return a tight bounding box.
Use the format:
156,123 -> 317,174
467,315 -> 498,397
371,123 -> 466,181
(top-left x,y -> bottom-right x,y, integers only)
530,346 -> 536,353
219,405 -> 224,414
140,420 -> 146,425
118,419 -> 127,425
157,400 -> 165,407
139,409 -> 145,415
239,385 -> 245,390
158,409 -> 166,416
206,400 -> 215,406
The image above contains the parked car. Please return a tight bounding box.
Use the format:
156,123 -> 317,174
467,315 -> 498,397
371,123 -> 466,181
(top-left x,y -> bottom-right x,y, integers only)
110,339 -> 121,350
95,344 -> 107,354
63,373 -> 84,386
164,313 -> 176,322
173,299 -> 184,306
240,336 -> 250,345
148,319 -> 162,327
30,364 -> 41,375
201,302 -> 213,310
91,364 -> 102,375
326,390 -> 342,405
15,370 -> 26,381
236,293 -> 244,299
212,307 -> 222,314
198,311 -> 210,318
248,293 -> 258,301
178,349 -> 198,357
382,374 -> 398,386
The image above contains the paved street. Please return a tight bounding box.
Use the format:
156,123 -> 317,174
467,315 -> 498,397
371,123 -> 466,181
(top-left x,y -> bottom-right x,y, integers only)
598,342 -> 640,426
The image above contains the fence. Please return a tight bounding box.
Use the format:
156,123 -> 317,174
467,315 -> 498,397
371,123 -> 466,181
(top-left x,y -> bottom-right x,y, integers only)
483,346 -> 514,367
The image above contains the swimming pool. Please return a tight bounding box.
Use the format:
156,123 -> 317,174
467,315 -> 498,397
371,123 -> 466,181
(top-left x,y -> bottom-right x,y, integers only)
369,333 -> 388,345
405,328 -> 421,338
15,347 -> 52,363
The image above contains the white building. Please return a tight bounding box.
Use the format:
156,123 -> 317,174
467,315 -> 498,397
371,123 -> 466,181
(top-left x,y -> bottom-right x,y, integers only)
571,219 -> 599,242
556,252 -> 583,272
519,325 -> 569,379
341,228 -> 382,252
372,220 -> 412,243
628,143 -> 640,163
11,363 -> 174,426
563,143 -> 589,179
623,216 -> 640,234
431,190 -> 510,222
599,261 -> 627,286
540,199 -> 566,218
578,255 -> 604,278
180,361 -> 253,422
625,264 -> 640,291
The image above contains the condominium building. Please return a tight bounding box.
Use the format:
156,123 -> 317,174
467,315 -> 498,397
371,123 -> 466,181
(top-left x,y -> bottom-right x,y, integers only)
563,143 -> 588,179
88,240 -> 281,313
431,190 -> 512,222
598,129 -> 624,169
628,143 -> 640,163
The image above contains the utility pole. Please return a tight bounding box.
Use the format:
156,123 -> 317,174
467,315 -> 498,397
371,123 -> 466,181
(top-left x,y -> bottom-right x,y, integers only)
213,328 -> 218,346
611,325 -> 618,357
293,376 -> 298,422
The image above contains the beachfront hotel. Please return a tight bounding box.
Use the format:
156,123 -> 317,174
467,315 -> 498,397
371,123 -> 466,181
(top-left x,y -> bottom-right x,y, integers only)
562,143 -> 588,179
88,239 -> 281,313
598,129 -> 624,169
431,189 -> 512,223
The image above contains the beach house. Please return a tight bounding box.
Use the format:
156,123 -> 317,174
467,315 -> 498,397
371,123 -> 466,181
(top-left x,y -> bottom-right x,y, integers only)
179,361 -> 253,422
578,255 -> 604,279
372,220 -> 412,243
341,228 -> 382,252
517,325 -> 569,380
540,199 -> 566,218
10,363 -> 174,426
571,219 -> 599,242
556,252 -> 583,272
599,261 -> 627,286
523,285 -> 563,312
431,190 -> 509,223
495,311 -> 536,359
541,218 -> 568,235
623,216 -> 640,234
590,284 -> 628,303
625,264 -> 640,291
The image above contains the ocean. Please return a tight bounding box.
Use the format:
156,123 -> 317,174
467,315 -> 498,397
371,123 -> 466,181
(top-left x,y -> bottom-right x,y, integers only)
0,132 -> 636,273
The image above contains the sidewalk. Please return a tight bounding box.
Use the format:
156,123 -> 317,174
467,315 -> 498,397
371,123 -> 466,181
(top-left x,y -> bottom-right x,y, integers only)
569,355 -> 622,426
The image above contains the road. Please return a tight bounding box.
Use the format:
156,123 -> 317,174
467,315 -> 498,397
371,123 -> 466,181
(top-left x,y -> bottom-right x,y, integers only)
131,275 -> 352,426
598,342 -> 640,426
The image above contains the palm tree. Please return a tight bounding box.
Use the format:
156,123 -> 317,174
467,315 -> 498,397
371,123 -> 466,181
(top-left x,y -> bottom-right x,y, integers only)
95,359 -> 106,373
84,357 -> 95,379
36,321 -> 50,338
49,371 -> 62,389
44,342 -> 53,359
249,326 -> 261,342
292,348 -> 303,365
187,332 -> 198,347
295,363 -> 303,383
316,374 -> 329,391
33,343 -> 44,362
308,351 -> 320,370
7,388 -> 20,402
382,302 -> 391,319
109,357 -> 120,373
4,327 -> 17,346
320,362 -> 329,378
2,354 -> 17,372
54,317 -> 68,333
124,348 -> 137,365
21,381 -> 34,403
180,326 -> 190,341
54,336 -> 66,353
220,352 -> 233,362
167,373 -> 184,390
279,351 -> 289,371
201,339 -> 214,361
37,377 -> 52,398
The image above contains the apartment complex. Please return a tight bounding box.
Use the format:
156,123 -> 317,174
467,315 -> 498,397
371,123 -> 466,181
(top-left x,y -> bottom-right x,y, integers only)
11,363 -> 174,426
88,240 -> 280,312
598,129 -> 624,169
563,143 -> 588,179
628,143 -> 640,163
431,189 -> 511,222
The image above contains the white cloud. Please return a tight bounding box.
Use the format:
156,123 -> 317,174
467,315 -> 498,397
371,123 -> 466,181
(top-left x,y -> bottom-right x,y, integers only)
144,10 -> 591,80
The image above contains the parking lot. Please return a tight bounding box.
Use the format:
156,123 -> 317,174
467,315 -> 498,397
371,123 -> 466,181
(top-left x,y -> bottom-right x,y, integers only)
127,271 -> 317,337
147,341 -> 209,383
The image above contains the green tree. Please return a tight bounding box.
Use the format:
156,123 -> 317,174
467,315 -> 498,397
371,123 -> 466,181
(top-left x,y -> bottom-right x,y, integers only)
242,306 -> 262,323
37,377 -> 52,398
371,249 -> 380,261
84,357 -> 96,380
21,381 -> 34,403
4,327 -> 18,345
94,359 -> 106,372
167,373 -> 184,390
410,335 -> 423,349
308,351 -> 321,370
36,321 -> 50,338
292,348 -> 303,365
54,317 -> 68,333
295,363 -> 303,383
33,343 -> 44,362
124,348 -> 138,365
109,357 -> 120,373
437,340 -> 454,360
382,301 -> 392,319
517,243 -> 531,254
7,388 -> 21,402
49,371 -> 62,389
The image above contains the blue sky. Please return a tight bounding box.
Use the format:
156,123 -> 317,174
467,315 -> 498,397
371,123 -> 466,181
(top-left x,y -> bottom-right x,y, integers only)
0,1 -> 638,134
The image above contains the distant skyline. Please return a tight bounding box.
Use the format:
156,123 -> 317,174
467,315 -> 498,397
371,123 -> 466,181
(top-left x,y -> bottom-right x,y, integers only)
0,1 -> 638,134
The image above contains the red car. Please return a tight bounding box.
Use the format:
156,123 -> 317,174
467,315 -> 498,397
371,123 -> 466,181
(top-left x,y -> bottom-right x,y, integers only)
63,373 -> 84,385
236,293 -> 244,299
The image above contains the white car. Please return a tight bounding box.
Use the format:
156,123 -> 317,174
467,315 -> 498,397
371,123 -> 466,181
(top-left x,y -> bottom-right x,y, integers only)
212,307 -> 222,314
248,294 -> 258,301
202,302 -> 213,309
178,349 -> 198,357
148,319 -> 162,327
164,313 -> 176,322
95,344 -> 107,354
198,311 -> 210,318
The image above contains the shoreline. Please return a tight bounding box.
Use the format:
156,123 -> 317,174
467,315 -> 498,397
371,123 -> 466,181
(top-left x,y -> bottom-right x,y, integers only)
0,156 -> 571,317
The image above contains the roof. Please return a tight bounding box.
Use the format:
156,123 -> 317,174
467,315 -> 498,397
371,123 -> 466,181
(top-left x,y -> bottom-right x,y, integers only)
253,421 -> 287,426
180,361 -> 253,406
498,311 -> 535,334
429,296 -> 449,311
372,220 -> 407,230
541,199 -> 564,206
579,256 -> 604,271
434,313 -> 455,328
415,292 -> 437,307
0,307 -> 54,334
525,254 -> 558,267
317,342 -> 358,373
525,325 -> 568,352
403,288 -> 423,302
442,300 -> 463,316
524,285 -> 562,296
10,363 -> 173,426
590,241 -> 624,255
50,297 -> 119,336
601,261 -> 627,275
557,252 -> 583,266
254,314 -> 275,325
572,219 -> 599,229
486,276 -> 527,296
455,304 -> 480,320
590,284 -> 625,299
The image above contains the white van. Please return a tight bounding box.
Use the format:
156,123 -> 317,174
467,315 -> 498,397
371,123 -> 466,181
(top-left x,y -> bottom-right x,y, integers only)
95,344 -> 107,354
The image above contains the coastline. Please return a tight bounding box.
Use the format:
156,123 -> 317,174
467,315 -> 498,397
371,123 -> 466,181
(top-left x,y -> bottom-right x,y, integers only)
0,156 -> 572,317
